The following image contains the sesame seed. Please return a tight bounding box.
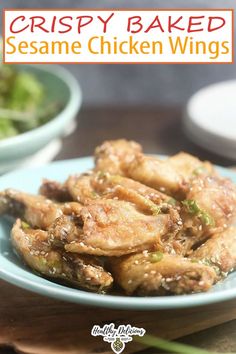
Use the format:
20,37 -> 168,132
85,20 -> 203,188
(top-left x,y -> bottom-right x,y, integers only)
143,250 -> 149,257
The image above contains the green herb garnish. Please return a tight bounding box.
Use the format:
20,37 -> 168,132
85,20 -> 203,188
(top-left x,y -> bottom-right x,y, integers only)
149,251 -> 163,263
182,200 -> 215,227
167,197 -> 177,206
199,211 -> 215,226
21,221 -> 30,229
182,199 -> 200,214
135,334 -> 218,354
192,166 -> 207,176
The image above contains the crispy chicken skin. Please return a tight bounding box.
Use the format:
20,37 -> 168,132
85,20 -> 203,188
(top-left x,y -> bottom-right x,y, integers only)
48,214 -> 83,247
172,176 -> 236,256
64,171 -> 178,212
0,189 -> 63,230
0,189 -> 83,230
182,176 -> 236,238
94,140 -> 215,198
64,199 -> 177,256
191,227 -> 236,276
168,152 -> 215,181
95,139 -> 142,175
92,172 -> 170,206
126,154 -> 185,198
126,152 -> 215,199
12,219 -> 113,293
40,175 -> 95,204
110,252 -> 216,295
65,173 -> 98,203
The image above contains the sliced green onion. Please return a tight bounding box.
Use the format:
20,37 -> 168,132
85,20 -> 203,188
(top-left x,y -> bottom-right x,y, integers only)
182,199 -> 200,215
182,200 -> 215,227
21,221 -> 30,229
167,197 -> 177,206
193,166 -> 207,176
135,334 -> 218,354
149,251 -> 163,263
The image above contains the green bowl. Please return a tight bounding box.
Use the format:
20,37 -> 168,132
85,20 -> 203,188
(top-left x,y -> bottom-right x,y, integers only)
0,64 -> 82,170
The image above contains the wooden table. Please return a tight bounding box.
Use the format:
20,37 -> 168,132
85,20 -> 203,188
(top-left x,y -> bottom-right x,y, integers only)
1,106 -> 236,354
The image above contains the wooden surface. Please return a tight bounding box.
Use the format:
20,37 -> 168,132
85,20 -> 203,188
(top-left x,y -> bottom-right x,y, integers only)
1,281 -> 236,354
1,106 -> 236,354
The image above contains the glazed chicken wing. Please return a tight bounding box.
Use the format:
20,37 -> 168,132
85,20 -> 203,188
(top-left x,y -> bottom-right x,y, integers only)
182,176 -> 236,239
55,199 -> 178,256
191,227 -> 236,277
40,173 -> 98,204
42,171 -> 181,224
126,154 -> 184,198
171,176 -> 236,256
95,140 -> 215,199
0,189 -> 83,231
168,152 -> 215,181
95,139 -> 142,175
110,251 -> 216,295
0,189 -> 63,229
126,152 -> 215,199
92,172 -> 170,206
65,173 -> 98,203
12,219 -> 113,293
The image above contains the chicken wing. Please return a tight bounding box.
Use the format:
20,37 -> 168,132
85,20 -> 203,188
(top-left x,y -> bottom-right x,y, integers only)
191,227 -> 236,277
110,251 -> 216,295
168,152 -> 215,181
65,173 -> 98,203
126,153 -> 215,199
12,219 -> 113,293
51,171 -> 180,221
0,189 -> 63,229
92,172 -> 170,207
94,140 -> 215,199
0,189 -> 83,230
182,176 -> 236,239
55,199 -> 178,256
95,139 -> 142,175
126,154 -> 185,198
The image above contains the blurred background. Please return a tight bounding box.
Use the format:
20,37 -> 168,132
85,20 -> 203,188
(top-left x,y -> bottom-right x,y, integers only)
1,0 -> 235,107
0,0 -> 235,174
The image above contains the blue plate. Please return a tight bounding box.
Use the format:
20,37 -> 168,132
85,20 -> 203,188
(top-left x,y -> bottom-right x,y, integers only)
0,157 -> 236,310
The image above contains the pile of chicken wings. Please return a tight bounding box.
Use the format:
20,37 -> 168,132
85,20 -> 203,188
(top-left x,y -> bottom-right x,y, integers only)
1,139 -> 236,296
